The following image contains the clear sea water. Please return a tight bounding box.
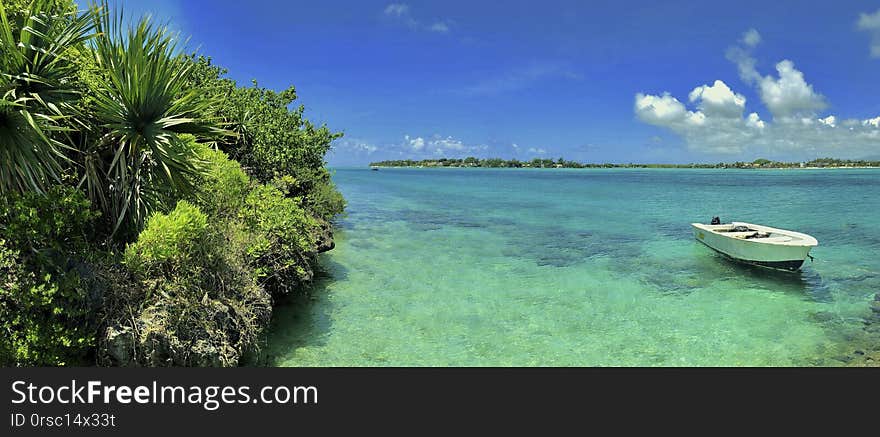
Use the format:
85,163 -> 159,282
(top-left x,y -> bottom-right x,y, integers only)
266,168 -> 880,366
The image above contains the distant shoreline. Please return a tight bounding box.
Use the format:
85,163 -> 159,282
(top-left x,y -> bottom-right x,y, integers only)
369,165 -> 880,170
369,157 -> 880,170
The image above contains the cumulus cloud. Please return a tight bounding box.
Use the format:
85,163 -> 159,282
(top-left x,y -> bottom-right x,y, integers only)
634,30 -> 880,158
688,80 -> 746,118
383,3 -> 450,33
405,135 -> 425,150
528,147 -> 547,154
857,9 -> 880,58
757,60 -> 826,118
727,31 -> 825,119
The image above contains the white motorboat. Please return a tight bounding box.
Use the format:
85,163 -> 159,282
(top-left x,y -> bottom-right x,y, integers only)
691,219 -> 818,271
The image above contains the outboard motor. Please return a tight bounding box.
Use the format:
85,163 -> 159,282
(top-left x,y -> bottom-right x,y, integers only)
710,216 -> 721,225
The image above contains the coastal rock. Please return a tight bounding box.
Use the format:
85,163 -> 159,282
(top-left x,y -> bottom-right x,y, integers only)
99,289 -> 272,367
102,326 -> 135,366
315,219 -> 335,253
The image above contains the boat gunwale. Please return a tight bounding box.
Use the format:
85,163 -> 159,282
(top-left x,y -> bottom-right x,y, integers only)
691,222 -> 818,247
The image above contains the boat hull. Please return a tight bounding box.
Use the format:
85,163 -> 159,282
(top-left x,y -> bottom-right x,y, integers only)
692,223 -> 815,271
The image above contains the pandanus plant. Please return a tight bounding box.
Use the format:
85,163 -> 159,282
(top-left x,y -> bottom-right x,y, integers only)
0,0 -> 95,193
86,1 -> 226,237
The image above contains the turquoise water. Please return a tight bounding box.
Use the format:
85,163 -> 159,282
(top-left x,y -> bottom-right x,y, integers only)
267,168 -> 880,366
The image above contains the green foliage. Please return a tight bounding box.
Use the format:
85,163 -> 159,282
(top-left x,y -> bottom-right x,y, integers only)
188,139 -> 251,219
271,168 -> 345,222
86,3 -> 226,238
118,200 -> 270,366
0,3 -> 343,367
0,184 -> 97,253
0,186 -> 100,366
0,0 -> 95,193
242,184 -> 316,294
185,56 -> 342,182
123,200 -> 208,278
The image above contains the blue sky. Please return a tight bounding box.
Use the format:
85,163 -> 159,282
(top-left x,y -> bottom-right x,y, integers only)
80,1 -> 880,165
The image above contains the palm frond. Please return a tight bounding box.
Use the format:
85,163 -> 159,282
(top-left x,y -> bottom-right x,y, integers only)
0,0 -> 95,193
89,1 -> 225,236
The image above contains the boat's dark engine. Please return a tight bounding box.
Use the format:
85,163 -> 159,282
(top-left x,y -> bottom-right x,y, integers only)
710,216 -> 721,225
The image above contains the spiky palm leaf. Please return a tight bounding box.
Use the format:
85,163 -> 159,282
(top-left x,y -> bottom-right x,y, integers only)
0,0 -> 95,193
89,1 -> 224,236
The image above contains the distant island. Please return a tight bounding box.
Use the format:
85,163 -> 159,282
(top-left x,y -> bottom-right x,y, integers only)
370,157 -> 880,169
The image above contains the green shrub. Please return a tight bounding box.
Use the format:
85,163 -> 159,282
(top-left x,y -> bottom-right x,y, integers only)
0,186 -> 101,366
242,184 -> 317,294
188,139 -> 252,219
112,201 -> 270,366
271,168 -> 345,222
123,200 -> 209,278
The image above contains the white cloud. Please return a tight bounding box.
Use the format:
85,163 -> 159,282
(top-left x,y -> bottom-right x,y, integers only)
818,115 -> 836,127
383,3 -> 451,34
746,112 -> 765,129
726,29 -> 763,83
757,60 -> 826,118
403,134 -> 486,155
528,147 -> 547,154
688,80 -> 746,118
727,32 -> 826,119
335,138 -> 378,154
726,46 -> 762,84
634,92 -> 707,127
636,84 -> 880,157
637,84 -> 880,156
405,135 -> 425,150
857,9 -> 880,58
742,28 -> 762,47
635,30 -> 880,158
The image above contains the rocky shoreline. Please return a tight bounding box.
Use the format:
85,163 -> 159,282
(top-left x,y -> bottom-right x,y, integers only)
98,224 -> 336,367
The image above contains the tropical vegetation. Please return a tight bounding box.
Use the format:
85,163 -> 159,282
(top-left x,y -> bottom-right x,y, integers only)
0,0 -> 344,366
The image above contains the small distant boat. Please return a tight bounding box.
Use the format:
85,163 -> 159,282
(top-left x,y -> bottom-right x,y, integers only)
371,167 -> 379,171
692,218 -> 818,271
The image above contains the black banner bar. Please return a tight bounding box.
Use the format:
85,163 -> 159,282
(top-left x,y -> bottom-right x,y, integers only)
1,368 -> 874,435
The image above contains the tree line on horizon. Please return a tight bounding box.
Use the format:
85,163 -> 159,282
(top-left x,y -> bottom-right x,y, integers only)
369,157 -> 880,169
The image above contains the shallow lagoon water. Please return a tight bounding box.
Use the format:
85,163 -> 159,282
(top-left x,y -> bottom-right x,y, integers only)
267,168 -> 880,366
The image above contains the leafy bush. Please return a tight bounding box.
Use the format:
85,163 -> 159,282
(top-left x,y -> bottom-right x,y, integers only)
188,139 -> 251,219
242,184 -> 317,294
184,56 -> 341,182
112,201 -> 270,366
271,168 -> 345,222
123,200 -> 209,278
0,186 -> 101,366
